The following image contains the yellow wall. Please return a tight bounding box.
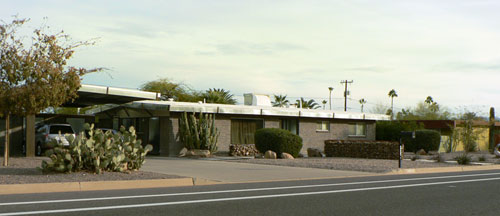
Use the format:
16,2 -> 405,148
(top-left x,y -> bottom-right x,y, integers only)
439,126 -> 489,152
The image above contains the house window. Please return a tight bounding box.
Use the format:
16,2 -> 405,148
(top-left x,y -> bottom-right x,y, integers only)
316,121 -> 330,132
349,123 -> 366,136
231,119 -> 264,144
281,119 -> 299,135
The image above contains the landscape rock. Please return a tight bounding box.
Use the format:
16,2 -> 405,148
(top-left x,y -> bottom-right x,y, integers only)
229,144 -> 259,156
192,149 -> 211,157
185,150 -> 195,157
264,150 -> 277,159
178,147 -> 188,157
281,152 -> 294,159
416,149 -> 427,155
307,148 -> 323,157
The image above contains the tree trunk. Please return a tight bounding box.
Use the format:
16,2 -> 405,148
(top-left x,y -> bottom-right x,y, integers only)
3,114 -> 9,166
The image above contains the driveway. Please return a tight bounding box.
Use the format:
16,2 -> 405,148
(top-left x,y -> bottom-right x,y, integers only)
142,157 -> 371,184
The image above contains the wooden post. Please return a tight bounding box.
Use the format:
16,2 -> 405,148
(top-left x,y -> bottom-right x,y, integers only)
3,114 -> 9,166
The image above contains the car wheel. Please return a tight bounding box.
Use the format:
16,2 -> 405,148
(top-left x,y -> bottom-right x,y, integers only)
36,144 -> 42,156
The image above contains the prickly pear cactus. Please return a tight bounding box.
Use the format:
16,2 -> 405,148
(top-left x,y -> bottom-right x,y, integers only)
42,123 -> 153,174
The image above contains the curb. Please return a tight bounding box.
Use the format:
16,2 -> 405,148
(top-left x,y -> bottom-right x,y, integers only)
391,164 -> 500,174
0,178 -> 194,195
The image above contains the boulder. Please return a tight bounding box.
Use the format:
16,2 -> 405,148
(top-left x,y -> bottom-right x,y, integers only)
264,150 -> 277,159
185,150 -> 195,157
307,148 -> 323,157
192,149 -> 211,157
416,149 -> 427,155
178,147 -> 188,157
281,152 -> 294,159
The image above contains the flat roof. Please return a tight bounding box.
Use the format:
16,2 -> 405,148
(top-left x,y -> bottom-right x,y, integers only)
89,100 -> 389,121
63,84 -> 161,107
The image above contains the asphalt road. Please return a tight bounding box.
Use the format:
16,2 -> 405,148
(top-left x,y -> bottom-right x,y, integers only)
1,170 -> 500,216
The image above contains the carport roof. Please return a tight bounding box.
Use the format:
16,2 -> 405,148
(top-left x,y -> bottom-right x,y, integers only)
62,84 -> 161,107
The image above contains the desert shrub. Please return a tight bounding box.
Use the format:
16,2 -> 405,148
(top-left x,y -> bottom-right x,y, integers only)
376,121 -> 423,141
254,128 -> 303,158
455,154 -> 471,165
42,124 -> 153,174
402,130 -> 441,153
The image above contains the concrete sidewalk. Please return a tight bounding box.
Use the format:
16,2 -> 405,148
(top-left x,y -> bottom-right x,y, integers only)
142,157 -> 370,184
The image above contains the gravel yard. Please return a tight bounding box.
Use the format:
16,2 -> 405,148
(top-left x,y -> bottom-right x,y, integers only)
0,157 -> 183,185
229,153 -> 500,173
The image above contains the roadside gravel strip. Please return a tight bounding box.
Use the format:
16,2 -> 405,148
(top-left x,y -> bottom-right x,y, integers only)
0,157 -> 183,184
230,157 -> 463,173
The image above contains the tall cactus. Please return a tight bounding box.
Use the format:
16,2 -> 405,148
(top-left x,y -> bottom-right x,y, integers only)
178,112 -> 219,152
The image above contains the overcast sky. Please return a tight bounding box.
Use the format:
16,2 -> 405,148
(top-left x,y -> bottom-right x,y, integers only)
3,0 -> 500,115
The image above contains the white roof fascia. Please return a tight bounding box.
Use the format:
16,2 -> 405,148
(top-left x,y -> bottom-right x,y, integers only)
80,84 -> 159,100
127,101 -> 389,121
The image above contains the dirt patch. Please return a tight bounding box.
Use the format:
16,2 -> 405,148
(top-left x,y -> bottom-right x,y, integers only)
0,157 -> 184,185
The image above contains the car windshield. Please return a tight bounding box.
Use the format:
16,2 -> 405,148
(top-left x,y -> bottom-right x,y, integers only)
49,126 -> 74,134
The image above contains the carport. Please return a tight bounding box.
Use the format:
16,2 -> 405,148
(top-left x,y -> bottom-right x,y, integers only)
21,84 -> 161,157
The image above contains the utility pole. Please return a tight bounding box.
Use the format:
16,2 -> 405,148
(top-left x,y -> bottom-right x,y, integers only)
340,80 -> 353,112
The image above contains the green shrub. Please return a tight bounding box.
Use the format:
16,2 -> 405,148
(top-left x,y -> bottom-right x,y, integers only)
455,154 -> 471,165
42,124 -> 153,174
402,129 -> 441,153
254,128 -> 303,158
376,121 -> 423,141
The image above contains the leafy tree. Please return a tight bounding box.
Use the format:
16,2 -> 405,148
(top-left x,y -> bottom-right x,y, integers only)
370,102 -> 390,114
388,89 -> 398,119
295,97 -> 320,109
141,78 -> 201,102
359,98 -> 367,113
272,94 -> 289,107
202,88 -> 237,104
396,96 -> 451,120
0,18 -> 100,165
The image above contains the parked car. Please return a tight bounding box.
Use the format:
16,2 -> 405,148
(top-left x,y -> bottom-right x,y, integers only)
34,124 -> 76,156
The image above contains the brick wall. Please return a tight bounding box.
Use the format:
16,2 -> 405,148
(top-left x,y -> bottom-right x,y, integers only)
324,140 -> 400,160
299,118 -> 376,155
162,113 -> 378,157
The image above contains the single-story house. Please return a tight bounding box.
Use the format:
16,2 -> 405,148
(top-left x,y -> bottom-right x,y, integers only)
87,95 -> 389,156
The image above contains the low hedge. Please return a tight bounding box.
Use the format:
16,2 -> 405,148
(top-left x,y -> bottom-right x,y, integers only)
402,129 -> 441,153
254,128 -> 303,158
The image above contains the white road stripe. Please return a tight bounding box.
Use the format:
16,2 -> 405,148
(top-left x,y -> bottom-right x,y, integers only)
1,172 -> 500,207
1,176 -> 500,216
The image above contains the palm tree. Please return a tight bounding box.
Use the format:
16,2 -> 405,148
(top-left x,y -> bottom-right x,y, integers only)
388,89 -> 398,120
296,97 -> 320,109
272,94 -> 289,107
359,98 -> 367,113
425,96 -> 433,105
328,87 -> 334,110
322,100 -> 327,110
203,88 -> 237,104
